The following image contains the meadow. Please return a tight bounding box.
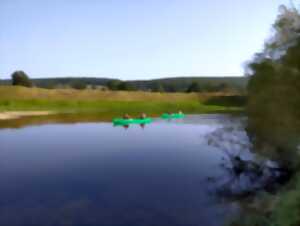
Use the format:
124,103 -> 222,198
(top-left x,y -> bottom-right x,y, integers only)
0,86 -> 243,117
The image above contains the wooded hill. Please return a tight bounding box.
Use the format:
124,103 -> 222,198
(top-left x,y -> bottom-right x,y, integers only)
0,76 -> 248,92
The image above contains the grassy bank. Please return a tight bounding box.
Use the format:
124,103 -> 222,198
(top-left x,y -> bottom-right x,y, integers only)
0,86 -> 243,115
229,172 -> 300,226
0,86 -> 227,102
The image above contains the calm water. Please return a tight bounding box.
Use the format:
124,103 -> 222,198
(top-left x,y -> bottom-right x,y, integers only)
0,114 -> 246,226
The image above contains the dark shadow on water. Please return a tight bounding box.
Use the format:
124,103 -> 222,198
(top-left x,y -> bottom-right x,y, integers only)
204,119 -> 290,199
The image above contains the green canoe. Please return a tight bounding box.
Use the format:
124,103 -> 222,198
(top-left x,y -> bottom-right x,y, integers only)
161,113 -> 185,119
113,118 -> 153,126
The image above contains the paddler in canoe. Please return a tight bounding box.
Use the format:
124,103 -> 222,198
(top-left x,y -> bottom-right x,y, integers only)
167,110 -> 183,115
161,110 -> 184,119
112,113 -> 151,128
123,113 -> 146,119
123,113 -> 132,119
122,114 -> 131,129
164,111 -> 183,115
122,113 -> 148,129
139,113 -> 147,128
140,113 -> 147,119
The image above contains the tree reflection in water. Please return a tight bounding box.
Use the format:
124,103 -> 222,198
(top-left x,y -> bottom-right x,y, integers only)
204,118 -> 287,198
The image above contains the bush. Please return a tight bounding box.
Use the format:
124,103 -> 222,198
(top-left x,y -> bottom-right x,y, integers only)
117,82 -> 136,91
151,82 -> 165,92
70,81 -> 87,90
247,42 -> 300,168
11,71 -> 32,87
107,80 -> 121,90
272,175 -> 300,226
186,82 -> 201,92
246,5 -> 300,168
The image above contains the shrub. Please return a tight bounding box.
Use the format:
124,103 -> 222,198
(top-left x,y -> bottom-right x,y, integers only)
11,71 -> 32,87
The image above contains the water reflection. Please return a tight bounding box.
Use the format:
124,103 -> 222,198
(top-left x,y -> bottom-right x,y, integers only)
0,113 -> 114,129
204,118 -> 286,198
0,114 -> 245,226
114,123 -> 148,130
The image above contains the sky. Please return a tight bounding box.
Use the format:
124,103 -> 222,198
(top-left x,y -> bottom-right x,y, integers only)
0,0 -> 293,80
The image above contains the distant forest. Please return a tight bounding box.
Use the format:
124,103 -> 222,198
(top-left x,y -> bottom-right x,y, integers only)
0,75 -> 248,92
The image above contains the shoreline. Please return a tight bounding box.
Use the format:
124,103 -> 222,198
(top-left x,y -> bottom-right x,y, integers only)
0,111 -> 54,120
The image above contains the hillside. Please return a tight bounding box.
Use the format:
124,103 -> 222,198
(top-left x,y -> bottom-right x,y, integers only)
0,76 -> 248,91
130,76 -> 248,91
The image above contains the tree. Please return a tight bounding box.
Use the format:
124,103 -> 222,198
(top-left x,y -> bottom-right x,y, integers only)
107,80 -> 121,90
265,5 -> 300,59
186,82 -> 201,92
117,82 -> 136,91
11,71 -> 32,87
70,80 -> 86,90
152,82 -> 165,92
164,83 -> 177,92
217,83 -> 229,92
202,83 -> 216,92
247,5 -> 300,168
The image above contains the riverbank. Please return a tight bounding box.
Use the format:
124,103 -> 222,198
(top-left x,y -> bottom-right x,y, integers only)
0,86 -> 244,116
229,172 -> 300,226
0,86 -> 240,102
0,111 -> 54,120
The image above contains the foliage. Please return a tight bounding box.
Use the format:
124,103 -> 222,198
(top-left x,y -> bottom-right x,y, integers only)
229,174 -> 300,226
162,83 -> 177,92
265,5 -> 300,59
151,82 -> 165,92
131,77 -> 247,92
11,71 -> 32,87
229,214 -> 270,226
107,80 -> 121,90
117,82 -> 136,91
35,77 -> 112,89
1,76 -> 247,92
229,5 -> 300,226
247,5 -> 300,168
186,82 -> 201,92
204,95 -> 247,107
271,174 -> 300,226
70,80 -> 87,90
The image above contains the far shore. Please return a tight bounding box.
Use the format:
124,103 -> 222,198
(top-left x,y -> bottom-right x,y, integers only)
0,86 -> 245,121
0,111 -> 53,120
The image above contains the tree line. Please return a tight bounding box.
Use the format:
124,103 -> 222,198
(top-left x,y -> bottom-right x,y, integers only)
5,71 -> 246,93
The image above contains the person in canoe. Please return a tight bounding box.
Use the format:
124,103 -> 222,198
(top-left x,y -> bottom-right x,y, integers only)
139,113 -> 147,129
178,110 -> 183,115
122,114 -> 131,129
162,111 -> 172,120
123,113 -> 132,119
140,113 -> 147,119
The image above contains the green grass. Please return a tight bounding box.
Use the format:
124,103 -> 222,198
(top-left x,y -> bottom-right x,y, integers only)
269,173 -> 300,226
0,99 -> 242,116
0,86 -> 244,117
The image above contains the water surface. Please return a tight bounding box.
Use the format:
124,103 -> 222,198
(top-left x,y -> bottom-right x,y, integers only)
0,115 -> 243,226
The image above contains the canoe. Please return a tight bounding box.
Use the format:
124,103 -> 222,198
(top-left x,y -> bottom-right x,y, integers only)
113,118 -> 153,126
161,113 -> 185,119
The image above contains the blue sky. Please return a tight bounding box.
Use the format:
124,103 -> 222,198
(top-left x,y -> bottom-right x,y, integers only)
0,0 -> 292,80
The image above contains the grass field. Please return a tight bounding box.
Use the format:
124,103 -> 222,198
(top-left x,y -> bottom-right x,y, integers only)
0,86 -> 244,116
